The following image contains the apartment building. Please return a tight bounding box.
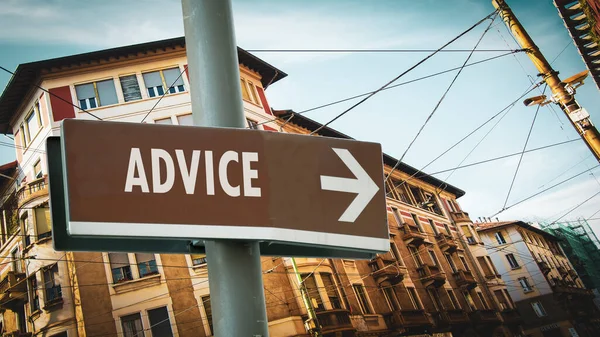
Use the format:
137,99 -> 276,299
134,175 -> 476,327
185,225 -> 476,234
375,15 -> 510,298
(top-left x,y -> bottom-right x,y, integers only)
476,221 -> 600,337
0,36 -> 522,337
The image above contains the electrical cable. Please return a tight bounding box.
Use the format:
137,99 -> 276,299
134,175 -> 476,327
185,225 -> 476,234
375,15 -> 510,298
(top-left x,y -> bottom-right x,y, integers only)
246,48 -> 522,53
139,65 -> 188,123
548,190 -> 600,226
309,10 -> 498,136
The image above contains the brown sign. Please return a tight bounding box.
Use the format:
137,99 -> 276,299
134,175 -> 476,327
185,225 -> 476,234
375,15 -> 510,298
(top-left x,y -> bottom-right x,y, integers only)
60,119 -> 388,253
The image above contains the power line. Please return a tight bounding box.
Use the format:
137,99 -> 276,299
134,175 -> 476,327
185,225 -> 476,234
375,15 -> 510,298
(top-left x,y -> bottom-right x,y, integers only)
309,10 -> 498,136
0,65 -> 102,121
386,13 -> 498,184
548,190 -> 600,226
246,48 -> 522,53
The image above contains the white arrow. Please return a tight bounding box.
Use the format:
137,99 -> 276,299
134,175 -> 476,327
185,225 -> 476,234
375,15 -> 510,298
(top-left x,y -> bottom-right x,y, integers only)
320,148 -> 380,222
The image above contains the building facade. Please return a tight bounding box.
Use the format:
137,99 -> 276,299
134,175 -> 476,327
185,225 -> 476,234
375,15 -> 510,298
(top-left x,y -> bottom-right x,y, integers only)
0,37 -> 521,337
476,221 -> 600,337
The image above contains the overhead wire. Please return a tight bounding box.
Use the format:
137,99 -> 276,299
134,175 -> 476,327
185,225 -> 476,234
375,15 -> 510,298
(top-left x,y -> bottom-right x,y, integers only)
246,48 -> 521,53
309,9 -> 498,136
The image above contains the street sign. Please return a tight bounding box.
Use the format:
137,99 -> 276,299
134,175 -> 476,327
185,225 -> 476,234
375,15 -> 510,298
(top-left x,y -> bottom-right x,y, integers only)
51,119 -> 388,257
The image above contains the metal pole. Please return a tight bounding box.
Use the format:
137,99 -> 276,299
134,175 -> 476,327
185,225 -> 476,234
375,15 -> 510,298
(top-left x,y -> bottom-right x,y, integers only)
181,1 -> 269,336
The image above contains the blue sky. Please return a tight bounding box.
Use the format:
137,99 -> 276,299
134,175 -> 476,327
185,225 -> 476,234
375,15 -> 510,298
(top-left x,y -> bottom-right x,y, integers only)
0,0 -> 599,231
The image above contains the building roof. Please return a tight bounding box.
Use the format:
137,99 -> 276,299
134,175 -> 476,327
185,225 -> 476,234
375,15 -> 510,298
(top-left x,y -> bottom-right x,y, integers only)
554,0 -> 600,92
272,109 -> 466,198
0,36 -> 287,134
476,220 -> 558,240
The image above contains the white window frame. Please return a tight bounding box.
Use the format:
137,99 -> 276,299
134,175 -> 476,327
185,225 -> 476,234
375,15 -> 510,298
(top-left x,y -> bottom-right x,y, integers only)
531,301 -> 547,317
495,231 -> 506,245
518,277 -> 533,292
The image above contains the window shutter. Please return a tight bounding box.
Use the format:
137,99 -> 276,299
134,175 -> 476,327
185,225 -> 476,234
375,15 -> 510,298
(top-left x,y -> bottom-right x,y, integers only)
143,71 -> 163,88
75,83 -> 95,100
109,253 -> 129,268
135,253 -> 155,264
35,208 -> 51,236
49,86 -> 76,122
163,68 -> 184,87
177,114 -> 193,126
119,75 -> 142,102
96,79 -> 118,106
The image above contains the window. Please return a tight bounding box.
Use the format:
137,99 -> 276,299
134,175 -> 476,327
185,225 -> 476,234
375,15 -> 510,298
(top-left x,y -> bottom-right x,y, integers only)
445,253 -> 457,273
109,253 -> 132,283
246,119 -> 259,129
387,181 -> 412,204
43,264 -> 62,303
408,246 -> 423,266
202,296 -> 213,335
428,288 -> 443,311
531,301 -> 547,317
459,256 -> 470,271
506,254 -> 520,269
177,114 -> 193,126
476,292 -> 489,309
154,117 -> 173,125
391,207 -> 403,225
302,274 -> 324,310
409,186 -> 425,205
407,287 -> 422,310
495,231 -> 506,244
382,286 -> 401,311
191,254 -> 207,266
143,67 -> 185,98
494,290 -> 510,310
353,284 -> 372,314
463,290 -> 477,311
34,206 -> 52,240
121,313 -> 143,337
443,223 -> 452,236
240,78 -> 251,101
428,219 -> 439,235
321,273 -> 342,309
75,79 -> 118,109
135,253 -> 158,277
247,81 -> 261,105
411,214 -> 424,232
21,104 -> 42,147
503,289 -> 514,308
148,306 -> 174,337
447,289 -> 461,309
29,275 -> 40,312
119,75 -> 142,102
466,236 -> 477,245
390,242 -> 403,265
518,277 -> 533,292
33,160 -> 42,179
477,256 -> 493,277
428,250 -> 439,266
486,256 -> 499,275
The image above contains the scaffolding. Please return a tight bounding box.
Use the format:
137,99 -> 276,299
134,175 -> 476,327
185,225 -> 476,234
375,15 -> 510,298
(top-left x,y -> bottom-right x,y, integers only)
540,219 -> 600,291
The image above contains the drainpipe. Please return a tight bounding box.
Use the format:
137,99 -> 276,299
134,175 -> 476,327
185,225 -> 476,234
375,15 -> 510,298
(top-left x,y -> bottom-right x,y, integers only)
290,258 -> 322,337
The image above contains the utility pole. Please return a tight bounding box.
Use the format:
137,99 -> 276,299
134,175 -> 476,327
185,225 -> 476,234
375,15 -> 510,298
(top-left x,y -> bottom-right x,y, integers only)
492,0 -> 600,163
180,0 -> 269,336
290,258 -> 323,337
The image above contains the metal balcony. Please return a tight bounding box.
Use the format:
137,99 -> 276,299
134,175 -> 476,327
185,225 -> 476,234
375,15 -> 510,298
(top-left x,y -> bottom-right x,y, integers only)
369,255 -> 406,285
444,309 -> 470,325
302,309 -> 355,335
453,269 -> 477,290
450,211 -> 471,223
401,223 -> 426,247
16,176 -> 48,208
551,283 -> 594,296
537,260 -> 551,275
469,309 -> 502,325
0,272 -> 27,310
557,266 -> 568,277
417,264 -> 446,288
385,309 -> 431,330
500,309 -> 522,326
436,233 -> 458,253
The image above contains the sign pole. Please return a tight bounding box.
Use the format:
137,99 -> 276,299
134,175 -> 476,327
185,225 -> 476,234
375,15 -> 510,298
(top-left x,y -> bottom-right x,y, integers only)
180,0 -> 269,335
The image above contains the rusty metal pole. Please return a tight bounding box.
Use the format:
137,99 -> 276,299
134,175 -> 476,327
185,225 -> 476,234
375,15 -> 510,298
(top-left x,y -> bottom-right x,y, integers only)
492,0 -> 600,162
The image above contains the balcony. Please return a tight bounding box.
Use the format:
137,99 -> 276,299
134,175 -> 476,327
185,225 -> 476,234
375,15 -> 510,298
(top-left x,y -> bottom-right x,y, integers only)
302,309 -> 355,335
0,271 -> 27,310
569,269 -> 579,279
16,176 -> 48,208
537,261 -> 551,275
369,255 -> 406,285
436,233 -> 458,253
450,211 -> 471,223
557,266 -> 568,277
385,310 -> 431,330
469,309 -> 501,325
4,331 -> 32,337
551,283 -> 594,296
453,270 -> 477,290
500,309 -> 522,325
417,264 -> 446,288
444,309 -> 470,325
401,223 -> 426,247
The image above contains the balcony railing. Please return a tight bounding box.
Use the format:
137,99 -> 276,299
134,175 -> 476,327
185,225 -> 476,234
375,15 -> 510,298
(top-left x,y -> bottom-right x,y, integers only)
557,266 -> 568,277
453,270 -> 477,290
537,261 -> 551,275
444,309 -> 470,324
16,177 -> 48,207
469,309 -> 501,325
302,309 -> 355,334
551,283 -> 594,296
436,233 -> 458,253
369,255 -> 406,285
417,264 -> 446,288
0,272 -> 27,310
450,211 -> 471,223
401,223 -> 426,246
385,309 -> 431,329
500,309 -> 522,325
